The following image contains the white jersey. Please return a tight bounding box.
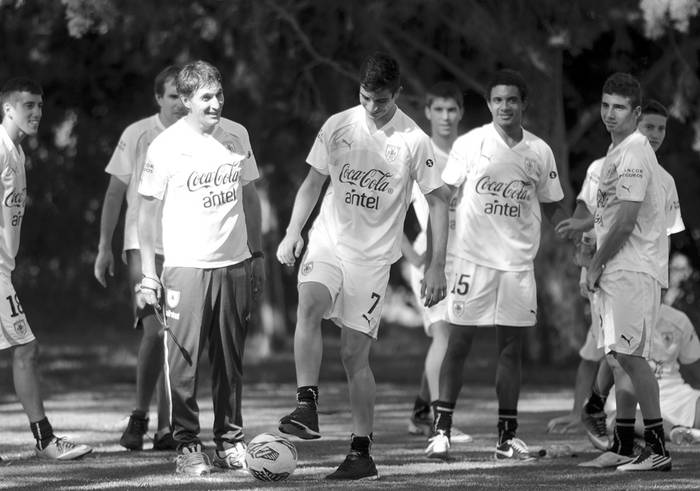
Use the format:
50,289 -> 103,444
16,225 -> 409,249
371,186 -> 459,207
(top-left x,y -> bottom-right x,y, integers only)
577,157 -> 605,214
410,142 -> 457,255
139,117 -> 259,268
0,126 -> 26,276
105,114 -> 166,254
594,131 -> 669,286
307,105 -> 441,265
648,304 -> 700,380
442,123 -> 564,271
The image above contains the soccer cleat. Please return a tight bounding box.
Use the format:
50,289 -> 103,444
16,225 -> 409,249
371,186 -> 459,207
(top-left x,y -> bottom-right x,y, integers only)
616,447 -> 672,471
153,432 -> 178,451
581,409 -> 609,451
425,429 -> 451,459
175,443 -> 210,476
279,403 -> 321,440
407,411 -> 432,436
578,451 -> 634,468
120,413 -> 149,451
451,427 -> 473,443
494,437 -> 535,462
35,437 -> 93,461
212,441 -> 247,470
669,426 -> 700,445
325,451 -> 379,480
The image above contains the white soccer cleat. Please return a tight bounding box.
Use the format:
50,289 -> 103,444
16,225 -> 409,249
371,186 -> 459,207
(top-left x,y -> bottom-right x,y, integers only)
451,427 -> 473,443
35,437 -> 92,461
425,430 -> 450,459
578,451 -> 634,468
616,447 -> 672,472
494,437 -> 535,462
175,443 -> 211,476
212,441 -> 247,470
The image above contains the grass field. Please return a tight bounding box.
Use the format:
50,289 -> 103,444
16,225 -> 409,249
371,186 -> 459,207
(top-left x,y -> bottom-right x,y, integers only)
1,323 -> 700,489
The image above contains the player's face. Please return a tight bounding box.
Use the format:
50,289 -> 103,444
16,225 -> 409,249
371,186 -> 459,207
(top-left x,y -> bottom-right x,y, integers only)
487,85 -> 524,130
3,92 -> 43,137
156,79 -> 186,127
425,97 -> 462,138
183,82 -> 224,133
600,93 -> 639,138
359,86 -> 398,126
637,113 -> 667,152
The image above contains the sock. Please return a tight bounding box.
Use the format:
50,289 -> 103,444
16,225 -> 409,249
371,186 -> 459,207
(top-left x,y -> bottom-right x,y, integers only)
413,396 -> 430,417
296,386 -> 318,409
497,409 -> 518,444
350,433 -> 373,457
432,400 -> 455,435
30,417 -> 54,450
610,418 -> 635,456
643,418 -> 667,456
584,389 -> 607,414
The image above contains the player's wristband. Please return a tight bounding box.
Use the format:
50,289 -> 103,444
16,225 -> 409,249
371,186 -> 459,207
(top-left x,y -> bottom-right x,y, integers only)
251,251 -> 265,260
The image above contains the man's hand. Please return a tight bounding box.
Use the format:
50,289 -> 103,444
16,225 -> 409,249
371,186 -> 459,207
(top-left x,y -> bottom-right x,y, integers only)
276,232 -> 304,267
251,256 -> 265,302
546,412 -> 581,434
138,276 -> 162,307
421,263 -> 446,307
586,261 -> 603,293
555,217 -> 590,240
94,248 -> 114,288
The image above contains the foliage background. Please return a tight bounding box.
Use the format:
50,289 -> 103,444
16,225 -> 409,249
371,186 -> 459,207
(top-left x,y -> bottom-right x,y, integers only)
1,0 -> 699,364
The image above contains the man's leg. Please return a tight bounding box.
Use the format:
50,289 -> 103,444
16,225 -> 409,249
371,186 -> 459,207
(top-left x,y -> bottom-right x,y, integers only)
495,325 -> 525,446
581,359 -> 615,450
407,368 -> 431,436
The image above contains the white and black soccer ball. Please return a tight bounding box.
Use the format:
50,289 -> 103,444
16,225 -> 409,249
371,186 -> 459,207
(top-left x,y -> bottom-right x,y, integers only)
245,432 -> 297,481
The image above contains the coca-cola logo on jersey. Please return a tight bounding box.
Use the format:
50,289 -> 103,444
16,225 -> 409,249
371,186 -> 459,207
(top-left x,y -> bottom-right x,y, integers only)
187,163 -> 240,192
338,164 -> 393,193
4,188 -> 26,208
475,176 -> 531,201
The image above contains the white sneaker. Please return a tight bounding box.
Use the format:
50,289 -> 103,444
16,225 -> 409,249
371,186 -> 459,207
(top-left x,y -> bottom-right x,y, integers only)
35,437 -> 92,461
494,437 -> 534,462
669,426 -> 700,445
212,441 -> 247,470
425,430 -> 450,459
578,451 -> 634,468
617,447 -> 672,472
175,443 -> 210,476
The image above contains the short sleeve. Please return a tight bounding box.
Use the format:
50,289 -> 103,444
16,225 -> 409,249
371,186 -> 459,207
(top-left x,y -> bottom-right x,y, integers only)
105,125 -> 137,185
138,141 -> 169,201
442,134 -> 471,187
665,179 -> 684,236
239,127 -> 260,184
577,161 -> 601,214
411,132 -> 442,195
678,313 -> 700,365
306,120 -> 331,176
615,146 -> 650,202
535,144 -> 564,203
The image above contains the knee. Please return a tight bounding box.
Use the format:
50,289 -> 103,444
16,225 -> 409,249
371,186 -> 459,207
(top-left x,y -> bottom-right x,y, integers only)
13,341 -> 39,368
296,296 -> 326,325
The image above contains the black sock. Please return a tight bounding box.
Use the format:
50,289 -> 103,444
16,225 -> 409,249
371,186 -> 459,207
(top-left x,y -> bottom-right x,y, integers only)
30,417 -> 54,450
497,409 -> 518,444
350,433 -> 373,457
643,418 -> 667,456
611,418 -> 635,456
584,389 -> 607,414
432,400 -> 454,435
296,386 -> 318,409
413,396 -> 430,416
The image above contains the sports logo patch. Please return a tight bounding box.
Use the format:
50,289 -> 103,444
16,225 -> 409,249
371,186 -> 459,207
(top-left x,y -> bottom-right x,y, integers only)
301,262 -> 314,275
524,158 -> 536,176
385,144 -> 399,162
167,290 -> 181,309
549,170 -> 557,179
452,301 -> 465,318
13,320 -> 27,337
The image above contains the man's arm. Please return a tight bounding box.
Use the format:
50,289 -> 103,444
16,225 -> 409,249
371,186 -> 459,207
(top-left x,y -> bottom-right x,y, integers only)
542,200 -> 570,230
94,176 -> 128,287
422,184 -> 450,307
137,195 -> 161,305
555,200 -> 594,240
242,181 -> 264,299
400,234 -> 424,268
586,201 -> 642,291
276,167 -> 328,266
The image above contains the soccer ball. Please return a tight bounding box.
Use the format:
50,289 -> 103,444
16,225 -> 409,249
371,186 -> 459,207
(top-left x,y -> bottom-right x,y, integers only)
245,432 -> 297,481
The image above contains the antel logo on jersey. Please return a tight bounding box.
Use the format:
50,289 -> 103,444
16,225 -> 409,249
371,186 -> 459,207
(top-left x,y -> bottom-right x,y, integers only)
4,189 -> 26,208
187,163 -> 241,192
338,164 -> 393,193
475,176 -> 531,201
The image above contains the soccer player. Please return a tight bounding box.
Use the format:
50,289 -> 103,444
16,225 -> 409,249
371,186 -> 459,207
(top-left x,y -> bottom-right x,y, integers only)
138,60 -> 263,476
403,81 -> 470,444
0,78 -> 92,460
582,73 -> 671,471
275,52 -> 449,480
94,65 -> 183,451
428,69 -> 567,461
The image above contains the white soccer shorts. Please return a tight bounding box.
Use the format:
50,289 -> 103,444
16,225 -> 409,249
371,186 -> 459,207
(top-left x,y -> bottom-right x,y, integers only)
0,274 -> 35,350
409,255 -> 453,336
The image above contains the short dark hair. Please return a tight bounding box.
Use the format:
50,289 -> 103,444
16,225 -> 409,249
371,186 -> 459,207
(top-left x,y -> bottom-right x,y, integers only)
176,60 -> 221,99
641,99 -> 668,118
425,81 -> 463,109
359,52 -> 401,94
154,65 -> 181,97
1,77 -> 43,117
486,69 -> 528,102
602,72 -> 641,109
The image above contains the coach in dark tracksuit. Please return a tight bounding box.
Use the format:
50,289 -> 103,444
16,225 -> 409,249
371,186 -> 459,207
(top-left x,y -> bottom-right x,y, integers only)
137,60 -> 264,477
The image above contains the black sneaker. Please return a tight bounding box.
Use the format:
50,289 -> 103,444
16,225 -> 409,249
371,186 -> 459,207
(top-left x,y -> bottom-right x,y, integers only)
279,403 -> 321,439
325,452 -> 379,480
581,408 -> 609,451
153,432 -> 178,451
120,414 -> 149,450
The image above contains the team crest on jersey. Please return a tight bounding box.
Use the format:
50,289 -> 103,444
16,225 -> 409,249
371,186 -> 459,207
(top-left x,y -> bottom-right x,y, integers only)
166,290 -> 181,309
385,144 -> 399,162
13,320 -> 27,337
301,262 -> 314,276
452,301 -> 465,318
523,158 -> 537,177
661,331 -> 674,348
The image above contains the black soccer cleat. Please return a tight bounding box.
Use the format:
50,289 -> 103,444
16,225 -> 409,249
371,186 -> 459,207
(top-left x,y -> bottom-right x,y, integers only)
325,451 -> 379,480
120,414 -> 149,451
278,403 -> 321,440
